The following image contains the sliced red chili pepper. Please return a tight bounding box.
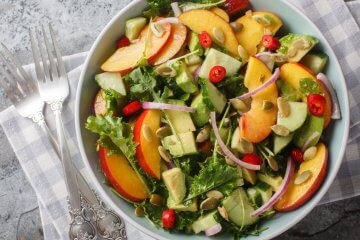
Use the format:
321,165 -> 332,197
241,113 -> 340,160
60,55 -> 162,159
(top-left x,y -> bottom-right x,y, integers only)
291,148 -> 304,163
242,153 -> 263,166
307,94 -> 326,116
261,35 -> 280,51
122,100 -> 141,116
162,209 -> 176,229
209,65 -> 227,83
117,36 -> 131,48
199,31 -> 212,48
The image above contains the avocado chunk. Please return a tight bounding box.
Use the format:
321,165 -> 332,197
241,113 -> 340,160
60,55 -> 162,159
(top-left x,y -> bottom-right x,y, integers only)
95,72 -> 126,96
198,48 -> 242,79
162,168 -> 186,204
165,100 -> 196,133
300,52 -> 329,74
222,188 -> 258,227
125,17 -> 147,40
277,101 -> 308,132
189,31 -> 204,56
294,115 -> 324,148
167,196 -> 198,212
200,79 -> 227,113
273,133 -> 294,155
162,132 -> 197,157
191,211 -> 218,234
276,80 -> 302,102
241,168 -> 257,185
185,54 -> 203,66
172,60 -> 198,94
190,94 -> 211,127
277,33 -> 318,62
257,173 -> 283,192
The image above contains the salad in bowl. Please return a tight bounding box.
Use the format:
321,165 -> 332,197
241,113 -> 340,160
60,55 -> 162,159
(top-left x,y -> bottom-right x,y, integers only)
85,0 -> 342,238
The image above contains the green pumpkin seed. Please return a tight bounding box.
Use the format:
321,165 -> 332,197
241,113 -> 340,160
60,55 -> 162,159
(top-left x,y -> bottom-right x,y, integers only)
196,128 -> 210,143
206,190 -> 224,200
135,207 -> 145,217
142,124 -> 153,142
271,124 -> 290,136
218,206 -> 229,221
277,97 -> 291,117
262,100 -> 274,111
150,194 -> 164,206
200,197 -> 219,210
303,146 -> 317,161
158,146 -> 172,162
294,170 -> 311,185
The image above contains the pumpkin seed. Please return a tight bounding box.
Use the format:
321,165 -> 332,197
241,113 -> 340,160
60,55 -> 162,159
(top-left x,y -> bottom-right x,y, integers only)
230,98 -> 249,112
294,170 -> 312,185
218,206 -> 229,221
142,124 -> 153,142
267,156 -> 279,171
303,146 -> 317,161
158,146 -> 172,162
200,197 -> 219,210
264,28 -> 273,36
292,39 -> 312,50
277,97 -> 291,117
287,47 -> 298,58
213,27 -> 225,44
150,194 -> 164,206
216,145 -> 225,156
206,190 -> 224,200
238,137 -> 254,154
230,22 -> 243,32
150,22 -> 164,37
245,10 -> 253,17
262,100 -> 274,111
135,207 -> 145,217
272,53 -> 287,62
271,124 -> 290,136
155,65 -> 177,77
156,126 -> 171,138
252,15 -> 271,26
237,44 -> 249,61
225,156 -> 236,166
196,128 -> 210,143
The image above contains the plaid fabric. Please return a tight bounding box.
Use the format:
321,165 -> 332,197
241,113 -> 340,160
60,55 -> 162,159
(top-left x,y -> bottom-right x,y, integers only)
0,0 -> 359,239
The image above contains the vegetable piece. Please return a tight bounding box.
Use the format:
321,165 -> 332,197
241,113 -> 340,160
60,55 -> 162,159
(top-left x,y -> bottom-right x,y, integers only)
300,52 -> 328,74
242,153 -> 263,169
299,78 -> 322,96
190,94 -> 211,127
251,157 -> 295,217
205,224 -> 222,236
317,73 -> 341,119
164,99 -> 196,133
222,0 -> 250,16
171,2 -> 182,17
255,52 -> 275,71
307,94 -> 326,116
291,148 -> 304,163
302,132 -> 320,152
162,168 -> 186,204
141,102 -> 195,113
95,72 -> 127,96
273,134 -> 293,155
257,173 -> 283,192
199,31 -> 213,48
277,101 -> 308,132
162,132 -> 197,157
277,33 -> 318,62
200,79 -> 227,114
191,211 -> 218,234
209,65 -> 227,83
236,68 -> 280,100
262,35 -> 280,51
162,209 -> 176,228
125,17 -> 147,40
180,0 -> 226,12
117,37 -> 131,48
210,112 -> 260,171
294,115 -> 324,148
122,100 -> 142,116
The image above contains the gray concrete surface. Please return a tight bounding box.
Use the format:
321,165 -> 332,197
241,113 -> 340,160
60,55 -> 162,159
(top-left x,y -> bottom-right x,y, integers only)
0,0 -> 359,240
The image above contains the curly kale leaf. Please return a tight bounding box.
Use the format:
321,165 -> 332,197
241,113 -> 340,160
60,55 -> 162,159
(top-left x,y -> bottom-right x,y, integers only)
217,75 -> 246,98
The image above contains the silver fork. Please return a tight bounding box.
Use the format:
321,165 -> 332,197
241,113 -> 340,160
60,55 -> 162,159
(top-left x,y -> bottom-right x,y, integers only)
30,25 -> 127,240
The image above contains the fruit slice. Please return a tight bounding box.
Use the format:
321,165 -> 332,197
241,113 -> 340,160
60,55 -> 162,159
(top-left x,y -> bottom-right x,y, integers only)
275,143 -> 328,211
240,57 -> 278,143
99,147 -> 149,202
93,90 -> 106,116
210,7 -> 230,22
179,9 -> 240,57
152,23 -> 187,65
134,110 -> 162,179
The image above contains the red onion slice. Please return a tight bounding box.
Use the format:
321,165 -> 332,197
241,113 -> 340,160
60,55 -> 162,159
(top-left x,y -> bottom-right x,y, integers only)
171,2 -> 182,17
252,157 -> 295,217
205,224 -> 222,236
193,64 -> 202,84
317,73 -> 341,119
301,131 -> 320,151
156,17 -> 181,25
210,112 -> 260,171
165,162 -> 174,169
255,52 -> 275,71
236,68 -> 280,100
142,102 -> 195,113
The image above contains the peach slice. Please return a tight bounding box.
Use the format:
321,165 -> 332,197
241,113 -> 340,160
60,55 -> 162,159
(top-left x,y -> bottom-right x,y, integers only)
275,143 -> 328,211
210,7 -> 230,22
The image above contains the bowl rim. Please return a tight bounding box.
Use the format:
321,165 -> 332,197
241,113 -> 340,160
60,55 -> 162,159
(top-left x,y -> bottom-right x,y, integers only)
75,0 -> 350,239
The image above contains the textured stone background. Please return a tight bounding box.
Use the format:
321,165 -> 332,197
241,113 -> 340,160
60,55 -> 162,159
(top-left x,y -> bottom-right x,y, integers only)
0,0 -> 359,239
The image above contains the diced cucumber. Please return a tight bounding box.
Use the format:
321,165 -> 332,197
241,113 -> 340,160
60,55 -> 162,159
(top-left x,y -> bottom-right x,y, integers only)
277,102 -> 308,132
185,54 -> 203,66
190,94 -> 211,127
95,72 -> 126,96
254,182 -> 272,204
173,61 -> 199,94
125,17 -> 147,40
200,79 -> 227,114
189,31 -> 204,56
247,188 -> 262,207
300,52 -> 328,74
257,173 -> 283,192
191,211 -> 218,234
273,133 -> 294,155
165,100 -> 196,133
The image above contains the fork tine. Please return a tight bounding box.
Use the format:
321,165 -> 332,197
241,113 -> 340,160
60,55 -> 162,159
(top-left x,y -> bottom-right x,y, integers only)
49,24 -> 66,78
29,29 -> 45,83
35,30 -> 51,82
0,67 -> 21,103
41,25 -> 59,80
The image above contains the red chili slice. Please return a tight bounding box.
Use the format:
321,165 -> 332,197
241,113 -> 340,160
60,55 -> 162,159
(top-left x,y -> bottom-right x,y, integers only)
261,35 -> 280,51
199,31 -> 212,48
162,209 -> 176,229
209,65 -> 227,83
242,153 -> 263,167
291,148 -> 304,163
307,94 -> 326,116
117,36 -> 131,48
122,100 -> 141,116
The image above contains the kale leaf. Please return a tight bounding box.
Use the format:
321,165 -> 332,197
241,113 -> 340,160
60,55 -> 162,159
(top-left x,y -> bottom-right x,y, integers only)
276,80 -> 303,101
217,75 -> 247,98
299,77 -> 323,96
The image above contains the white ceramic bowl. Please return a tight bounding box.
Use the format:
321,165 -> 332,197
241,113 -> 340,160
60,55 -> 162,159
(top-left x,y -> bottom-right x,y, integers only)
75,0 -> 350,239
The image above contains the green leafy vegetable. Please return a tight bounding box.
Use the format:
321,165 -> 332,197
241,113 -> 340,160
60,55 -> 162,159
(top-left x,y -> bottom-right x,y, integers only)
127,67 -> 157,101
217,75 -> 247,99
180,0 -> 226,12
276,80 -> 302,101
299,78 -> 323,96
145,0 -> 172,16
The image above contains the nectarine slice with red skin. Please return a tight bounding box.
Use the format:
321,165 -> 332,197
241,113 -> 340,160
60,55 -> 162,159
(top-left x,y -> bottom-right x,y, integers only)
151,23 -> 188,66
275,143 -> 328,211
93,90 -> 106,116
134,110 -> 162,179
99,147 -> 149,202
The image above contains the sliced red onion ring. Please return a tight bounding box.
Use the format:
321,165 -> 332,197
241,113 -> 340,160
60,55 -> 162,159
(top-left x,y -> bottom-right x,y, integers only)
251,157 -> 295,217
142,102 -> 195,113
205,224 -> 222,236
301,131 -> 320,151
193,65 -> 202,84
171,2 -> 182,17
317,73 -> 341,119
156,17 -> 181,25
236,68 -> 280,100
255,53 -> 275,71
210,112 -> 260,171
165,162 -> 174,169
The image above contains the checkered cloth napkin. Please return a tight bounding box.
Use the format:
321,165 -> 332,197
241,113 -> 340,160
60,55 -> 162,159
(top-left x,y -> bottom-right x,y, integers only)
0,0 -> 359,239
